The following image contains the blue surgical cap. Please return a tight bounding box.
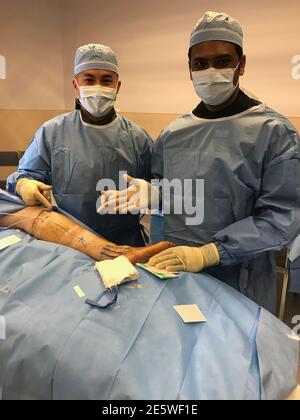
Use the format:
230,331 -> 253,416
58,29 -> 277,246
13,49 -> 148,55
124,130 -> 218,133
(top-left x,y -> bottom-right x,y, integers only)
189,11 -> 243,51
74,44 -> 119,76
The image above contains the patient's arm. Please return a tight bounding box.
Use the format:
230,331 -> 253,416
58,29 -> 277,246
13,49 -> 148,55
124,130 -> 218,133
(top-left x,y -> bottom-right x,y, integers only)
0,207 -> 174,263
0,207 -> 123,261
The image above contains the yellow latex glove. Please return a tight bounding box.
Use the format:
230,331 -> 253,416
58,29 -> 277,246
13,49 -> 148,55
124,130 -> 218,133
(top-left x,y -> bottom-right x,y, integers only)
16,179 -> 53,210
148,243 -> 220,273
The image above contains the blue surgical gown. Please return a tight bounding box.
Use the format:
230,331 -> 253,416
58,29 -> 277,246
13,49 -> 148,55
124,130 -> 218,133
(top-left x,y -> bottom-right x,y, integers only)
7,111 -> 152,246
152,103 -> 300,313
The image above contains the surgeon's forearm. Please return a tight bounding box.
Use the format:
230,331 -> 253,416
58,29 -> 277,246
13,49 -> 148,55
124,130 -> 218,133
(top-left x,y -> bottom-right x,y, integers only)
0,207 -> 115,260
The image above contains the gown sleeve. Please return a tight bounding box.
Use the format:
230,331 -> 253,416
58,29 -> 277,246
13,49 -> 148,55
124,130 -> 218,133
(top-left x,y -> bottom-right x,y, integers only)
7,126 -> 52,194
213,121 -> 300,265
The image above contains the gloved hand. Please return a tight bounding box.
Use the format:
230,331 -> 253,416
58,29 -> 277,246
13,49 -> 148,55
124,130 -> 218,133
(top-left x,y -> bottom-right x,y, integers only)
97,174 -> 160,215
148,243 -> 220,273
16,178 -> 53,210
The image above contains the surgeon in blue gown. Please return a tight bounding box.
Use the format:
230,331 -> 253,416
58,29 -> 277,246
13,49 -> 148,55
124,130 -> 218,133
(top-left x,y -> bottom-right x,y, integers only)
7,44 -> 152,246
149,11 -> 300,313
100,12 -> 300,313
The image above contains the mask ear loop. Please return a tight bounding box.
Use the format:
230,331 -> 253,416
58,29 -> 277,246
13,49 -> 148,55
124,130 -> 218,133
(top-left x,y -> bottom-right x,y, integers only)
233,61 -> 241,88
235,61 -> 241,71
73,77 -> 81,106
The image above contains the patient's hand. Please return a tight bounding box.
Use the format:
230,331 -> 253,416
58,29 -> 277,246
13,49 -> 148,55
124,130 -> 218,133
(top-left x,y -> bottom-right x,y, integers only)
99,242 -> 176,264
124,242 -> 176,264
98,244 -> 131,261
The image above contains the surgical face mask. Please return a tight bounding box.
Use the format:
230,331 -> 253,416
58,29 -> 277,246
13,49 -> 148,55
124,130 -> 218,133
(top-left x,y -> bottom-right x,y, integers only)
192,62 -> 240,106
77,84 -> 117,117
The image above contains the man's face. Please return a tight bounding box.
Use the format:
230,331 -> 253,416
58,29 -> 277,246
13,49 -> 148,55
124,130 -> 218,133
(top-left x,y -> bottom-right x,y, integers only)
189,40 -> 246,85
73,69 -> 121,96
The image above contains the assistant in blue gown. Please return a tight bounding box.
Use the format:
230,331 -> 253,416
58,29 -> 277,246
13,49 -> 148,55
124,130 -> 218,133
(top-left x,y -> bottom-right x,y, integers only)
7,109 -> 152,246
151,10 -> 300,313
8,43 -> 153,246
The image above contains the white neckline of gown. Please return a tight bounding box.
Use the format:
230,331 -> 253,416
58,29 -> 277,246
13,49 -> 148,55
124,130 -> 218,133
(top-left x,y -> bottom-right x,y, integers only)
190,103 -> 265,123
78,111 -> 120,129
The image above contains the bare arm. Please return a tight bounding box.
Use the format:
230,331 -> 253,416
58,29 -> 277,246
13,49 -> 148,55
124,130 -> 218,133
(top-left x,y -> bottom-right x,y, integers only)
0,207 -> 174,263
0,207 -> 124,261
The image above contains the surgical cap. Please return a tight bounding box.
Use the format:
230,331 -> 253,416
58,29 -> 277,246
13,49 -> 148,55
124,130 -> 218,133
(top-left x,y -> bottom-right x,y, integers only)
189,11 -> 243,51
74,44 -> 119,76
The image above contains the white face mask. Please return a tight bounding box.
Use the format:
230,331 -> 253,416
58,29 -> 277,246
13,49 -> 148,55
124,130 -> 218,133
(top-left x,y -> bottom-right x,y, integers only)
77,84 -> 117,117
192,62 -> 240,106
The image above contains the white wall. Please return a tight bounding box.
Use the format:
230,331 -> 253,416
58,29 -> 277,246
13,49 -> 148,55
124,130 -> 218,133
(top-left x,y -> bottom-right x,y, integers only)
62,0 -> 300,116
0,0 -> 65,110
0,0 -> 299,116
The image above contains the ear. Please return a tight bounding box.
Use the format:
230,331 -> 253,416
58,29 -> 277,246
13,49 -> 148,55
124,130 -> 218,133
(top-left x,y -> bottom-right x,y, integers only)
239,55 -> 246,76
189,61 -> 193,81
72,78 -> 79,97
116,80 -> 121,94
